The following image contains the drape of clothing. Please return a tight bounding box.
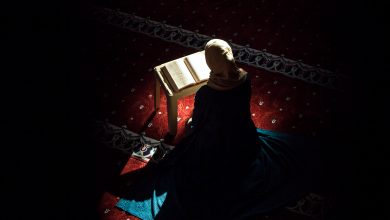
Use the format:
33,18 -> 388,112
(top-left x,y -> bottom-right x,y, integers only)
116,76 -> 322,220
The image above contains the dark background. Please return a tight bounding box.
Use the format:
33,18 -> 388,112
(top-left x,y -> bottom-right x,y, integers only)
3,0 -> 386,219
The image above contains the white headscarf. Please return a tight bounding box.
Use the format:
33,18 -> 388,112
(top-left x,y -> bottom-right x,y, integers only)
204,39 -> 247,91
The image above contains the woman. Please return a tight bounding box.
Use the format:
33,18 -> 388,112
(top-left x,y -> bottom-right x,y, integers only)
114,39 -> 323,220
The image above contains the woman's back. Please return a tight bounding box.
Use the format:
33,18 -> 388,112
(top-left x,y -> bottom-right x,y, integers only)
115,39 -> 322,220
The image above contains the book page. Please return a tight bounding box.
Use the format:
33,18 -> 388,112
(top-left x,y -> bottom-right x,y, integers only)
161,59 -> 196,92
184,51 -> 211,82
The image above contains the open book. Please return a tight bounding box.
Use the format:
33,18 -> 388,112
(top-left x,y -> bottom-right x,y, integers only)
160,51 -> 211,92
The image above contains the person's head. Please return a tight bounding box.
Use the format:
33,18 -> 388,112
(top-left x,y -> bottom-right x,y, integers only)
204,39 -> 247,90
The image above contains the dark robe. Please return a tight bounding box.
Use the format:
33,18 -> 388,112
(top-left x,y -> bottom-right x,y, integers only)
116,77 -> 322,220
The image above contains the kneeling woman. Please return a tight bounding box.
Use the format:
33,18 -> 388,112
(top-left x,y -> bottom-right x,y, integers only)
115,39 -> 323,220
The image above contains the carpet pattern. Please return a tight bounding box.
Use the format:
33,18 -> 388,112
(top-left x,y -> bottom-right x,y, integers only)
94,121 -> 174,162
88,7 -> 347,90
95,122 -> 329,220
81,1 -> 351,219
95,0 -> 348,72
82,22 -> 340,145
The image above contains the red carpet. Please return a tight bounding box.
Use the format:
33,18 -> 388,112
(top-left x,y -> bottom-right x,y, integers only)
94,124 -> 326,220
98,156 -> 146,220
83,22 -> 340,146
80,1 -> 353,219
4,0 -> 382,219
96,0 -> 350,72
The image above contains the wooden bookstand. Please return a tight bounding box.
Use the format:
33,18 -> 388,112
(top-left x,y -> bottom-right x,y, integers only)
154,63 -> 207,135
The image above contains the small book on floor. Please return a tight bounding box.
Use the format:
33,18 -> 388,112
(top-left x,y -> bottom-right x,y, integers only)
160,50 -> 211,92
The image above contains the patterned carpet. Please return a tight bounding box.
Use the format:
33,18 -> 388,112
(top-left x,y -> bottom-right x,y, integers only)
94,123 -> 330,220
4,1 -> 383,219
93,0 -> 353,72
77,1 -> 356,219
82,21 -> 343,146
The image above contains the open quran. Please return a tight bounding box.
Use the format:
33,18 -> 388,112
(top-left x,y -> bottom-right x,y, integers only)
160,51 -> 211,92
